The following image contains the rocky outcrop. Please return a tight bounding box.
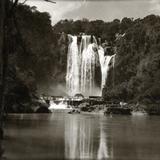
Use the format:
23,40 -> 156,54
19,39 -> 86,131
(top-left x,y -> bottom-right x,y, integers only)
145,104 -> 160,115
35,100 -> 51,113
104,107 -> 131,115
35,106 -> 51,113
68,109 -> 80,114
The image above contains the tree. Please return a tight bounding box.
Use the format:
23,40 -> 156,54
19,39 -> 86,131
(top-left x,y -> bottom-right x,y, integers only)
0,0 -> 56,140
0,0 -> 8,140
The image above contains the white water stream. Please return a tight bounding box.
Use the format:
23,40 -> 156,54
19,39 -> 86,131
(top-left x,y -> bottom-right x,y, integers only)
66,35 -> 114,96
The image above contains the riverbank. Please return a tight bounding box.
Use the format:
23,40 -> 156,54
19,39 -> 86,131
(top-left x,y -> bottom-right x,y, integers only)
70,102 -> 160,116
5,96 -> 160,116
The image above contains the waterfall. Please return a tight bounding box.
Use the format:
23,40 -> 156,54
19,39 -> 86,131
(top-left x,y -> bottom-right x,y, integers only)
66,35 -> 80,96
98,46 -> 113,89
66,34 -> 114,96
66,35 -> 98,96
80,36 -> 97,95
98,47 -> 116,90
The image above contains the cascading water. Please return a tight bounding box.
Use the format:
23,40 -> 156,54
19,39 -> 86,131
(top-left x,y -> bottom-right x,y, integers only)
66,35 -> 98,96
80,36 -> 97,95
98,46 -> 113,89
49,101 -> 68,110
66,35 -> 80,96
66,34 -> 114,96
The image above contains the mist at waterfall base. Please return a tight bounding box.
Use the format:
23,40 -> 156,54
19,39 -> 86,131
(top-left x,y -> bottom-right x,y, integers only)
66,34 -> 114,97
37,83 -> 68,96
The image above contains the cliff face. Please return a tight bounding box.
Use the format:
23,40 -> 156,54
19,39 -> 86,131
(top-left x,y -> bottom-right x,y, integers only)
103,15 -> 160,104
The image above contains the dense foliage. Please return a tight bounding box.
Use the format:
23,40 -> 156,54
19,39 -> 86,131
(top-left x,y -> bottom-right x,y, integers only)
1,4 -> 65,112
103,15 -> 160,105
1,2 -> 160,113
14,4 -> 67,90
54,15 -> 160,105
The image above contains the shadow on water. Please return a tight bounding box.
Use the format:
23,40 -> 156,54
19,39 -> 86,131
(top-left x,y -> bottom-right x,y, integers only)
2,112 -> 160,160
0,141 -> 3,158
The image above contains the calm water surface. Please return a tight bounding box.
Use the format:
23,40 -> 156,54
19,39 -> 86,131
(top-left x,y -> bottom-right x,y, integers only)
3,111 -> 160,160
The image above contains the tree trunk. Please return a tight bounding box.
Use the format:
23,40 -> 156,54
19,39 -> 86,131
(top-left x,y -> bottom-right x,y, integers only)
0,0 -> 6,139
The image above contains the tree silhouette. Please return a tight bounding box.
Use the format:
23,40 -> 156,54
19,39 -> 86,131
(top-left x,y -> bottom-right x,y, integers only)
0,0 -> 56,141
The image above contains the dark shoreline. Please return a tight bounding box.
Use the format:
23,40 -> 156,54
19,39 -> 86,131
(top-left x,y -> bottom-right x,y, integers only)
6,102 -> 160,116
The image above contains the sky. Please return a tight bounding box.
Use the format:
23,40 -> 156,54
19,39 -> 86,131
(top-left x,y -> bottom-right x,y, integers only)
20,0 -> 160,25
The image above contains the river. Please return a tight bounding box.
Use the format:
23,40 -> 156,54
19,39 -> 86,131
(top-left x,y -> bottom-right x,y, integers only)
3,111 -> 160,160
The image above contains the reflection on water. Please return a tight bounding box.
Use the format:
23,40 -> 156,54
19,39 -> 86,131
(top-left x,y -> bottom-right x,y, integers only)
97,120 -> 109,159
3,112 -> 160,160
65,116 -> 113,159
65,116 -> 94,159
